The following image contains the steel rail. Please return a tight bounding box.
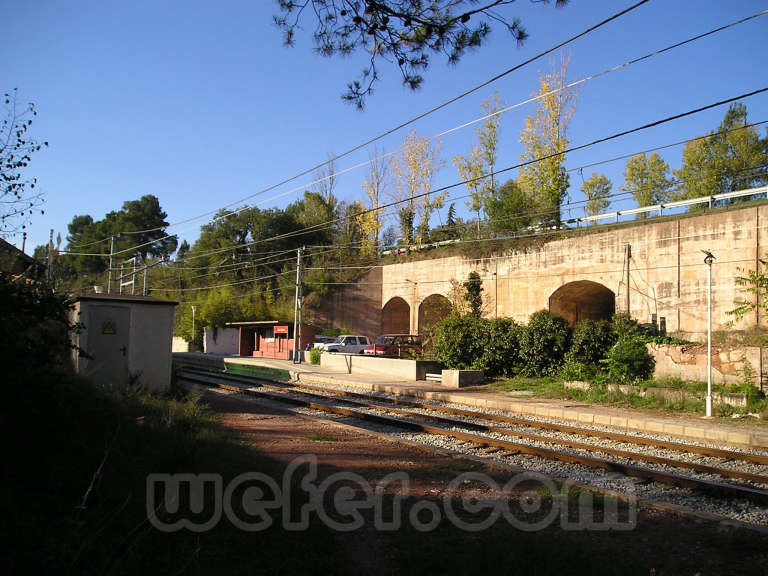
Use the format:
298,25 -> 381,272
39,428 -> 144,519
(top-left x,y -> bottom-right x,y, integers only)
179,370 -> 768,506
179,366 -> 768,465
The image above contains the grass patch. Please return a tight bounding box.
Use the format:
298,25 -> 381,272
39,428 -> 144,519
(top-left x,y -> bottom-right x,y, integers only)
426,458 -> 486,473
1,368 -> 336,574
307,432 -> 340,442
484,376 -> 568,398
486,376 -> 768,417
225,362 -> 291,381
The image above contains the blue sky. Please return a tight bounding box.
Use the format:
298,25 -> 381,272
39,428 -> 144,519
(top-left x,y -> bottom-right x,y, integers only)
5,0 -> 768,253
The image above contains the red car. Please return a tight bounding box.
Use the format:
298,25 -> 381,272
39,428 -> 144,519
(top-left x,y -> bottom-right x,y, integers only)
363,334 -> 423,358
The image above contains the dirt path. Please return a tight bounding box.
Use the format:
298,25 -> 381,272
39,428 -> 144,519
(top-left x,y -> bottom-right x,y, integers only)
199,386 -> 768,576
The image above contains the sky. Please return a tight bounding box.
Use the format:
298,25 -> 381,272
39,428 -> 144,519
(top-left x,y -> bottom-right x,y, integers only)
5,0 -> 768,254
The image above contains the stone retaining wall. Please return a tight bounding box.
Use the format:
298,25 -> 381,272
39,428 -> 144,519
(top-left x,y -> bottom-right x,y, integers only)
649,343 -> 761,385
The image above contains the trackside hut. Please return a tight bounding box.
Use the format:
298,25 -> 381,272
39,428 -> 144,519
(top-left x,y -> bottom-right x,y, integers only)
227,320 -> 315,360
70,294 -> 177,392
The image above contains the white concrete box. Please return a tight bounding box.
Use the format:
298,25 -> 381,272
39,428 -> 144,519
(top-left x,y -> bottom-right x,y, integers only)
70,294 -> 177,392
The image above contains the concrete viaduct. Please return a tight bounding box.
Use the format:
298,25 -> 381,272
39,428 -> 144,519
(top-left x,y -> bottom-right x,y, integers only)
317,203 -> 767,341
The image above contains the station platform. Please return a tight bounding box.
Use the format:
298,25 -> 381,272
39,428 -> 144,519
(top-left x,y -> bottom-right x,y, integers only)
174,352 -> 768,451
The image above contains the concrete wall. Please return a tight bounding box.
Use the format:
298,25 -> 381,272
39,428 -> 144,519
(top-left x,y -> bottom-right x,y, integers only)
203,327 -> 239,354
129,304 -> 175,393
313,267 -> 382,339
650,343 -> 761,385
320,352 -> 442,380
370,205 -> 768,340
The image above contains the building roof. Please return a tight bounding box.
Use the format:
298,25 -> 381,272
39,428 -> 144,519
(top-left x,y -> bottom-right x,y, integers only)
0,237 -> 45,277
73,293 -> 178,306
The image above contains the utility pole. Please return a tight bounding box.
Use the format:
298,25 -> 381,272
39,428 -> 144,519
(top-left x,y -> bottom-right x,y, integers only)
292,246 -> 304,363
107,235 -> 117,294
46,229 -> 53,284
21,231 -> 27,253
625,244 -> 631,315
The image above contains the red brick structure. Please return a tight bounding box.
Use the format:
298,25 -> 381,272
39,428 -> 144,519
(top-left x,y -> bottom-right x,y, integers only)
227,321 -> 315,360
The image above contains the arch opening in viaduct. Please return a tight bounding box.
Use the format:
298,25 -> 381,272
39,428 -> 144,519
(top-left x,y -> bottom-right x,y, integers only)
418,294 -> 452,335
549,280 -> 615,327
382,296 -> 410,334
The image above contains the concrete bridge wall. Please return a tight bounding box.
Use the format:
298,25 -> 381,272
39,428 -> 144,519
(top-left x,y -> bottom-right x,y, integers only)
319,205 -> 767,340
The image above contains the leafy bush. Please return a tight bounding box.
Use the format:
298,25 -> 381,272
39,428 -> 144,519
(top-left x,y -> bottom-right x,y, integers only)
0,272 -> 72,375
565,319 -> 614,367
432,313 -> 489,370
559,359 -> 597,381
601,337 -> 655,384
475,318 -> 523,377
519,310 -> 571,377
309,347 -> 322,365
610,313 -> 642,341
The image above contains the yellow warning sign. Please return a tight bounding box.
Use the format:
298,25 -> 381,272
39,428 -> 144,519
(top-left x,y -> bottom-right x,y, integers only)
102,321 -> 116,335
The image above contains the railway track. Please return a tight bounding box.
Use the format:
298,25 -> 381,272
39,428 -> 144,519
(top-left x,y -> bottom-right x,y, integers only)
178,367 -> 768,508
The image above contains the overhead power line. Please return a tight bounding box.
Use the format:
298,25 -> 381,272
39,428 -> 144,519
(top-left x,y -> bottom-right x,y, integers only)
68,1 -> 652,250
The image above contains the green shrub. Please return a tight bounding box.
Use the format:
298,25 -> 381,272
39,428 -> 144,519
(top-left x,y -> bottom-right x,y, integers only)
610,313 -> 642,341
559,359 -> 597,381
475,318 -> 523,377
565,319 -> 615,367
432,313 -> 489,370
519,310 -> 571,377
601,337 -> 655,384
309,347 -> 322,365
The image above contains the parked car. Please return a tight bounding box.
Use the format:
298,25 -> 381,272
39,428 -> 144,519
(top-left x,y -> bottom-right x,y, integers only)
363,334 -> 423,358
321,335 -> 371,354
309,336 -> 336,349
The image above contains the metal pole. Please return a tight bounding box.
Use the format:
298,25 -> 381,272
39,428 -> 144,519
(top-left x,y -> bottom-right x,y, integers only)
22,231 -> 26,253
191,305 -> 196,350
143,266 -> 148,296
107,235 -> 116,293
297,247 -> 304,364
131,256 -> 137,295
46,229 -> 53,284
625,244 -> 631,315
703,250 -> 715,417
292,247 -> 302,363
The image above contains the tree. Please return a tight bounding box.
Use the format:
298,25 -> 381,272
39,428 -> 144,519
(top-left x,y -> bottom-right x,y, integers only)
390,130 -> 441,249
58,195 -> 177,291
483,178 -> 531,235
275,1 -> 568,108
463,271 -> 483,317
1,89 -> 48,236
581,172 -> 611,217
359,147 -> 388,257
453,146 -> 485,236
176,240 -> 190,259
453,92 -> 505,237
727,259 -> 768,326
446,203 -> 456,227
311,154 -> 339,202
620,153 -> 671,218
477,92 -> 504,195
674,103 -> 768,203
518,53 -> 578,228
117,195 -> 178,261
